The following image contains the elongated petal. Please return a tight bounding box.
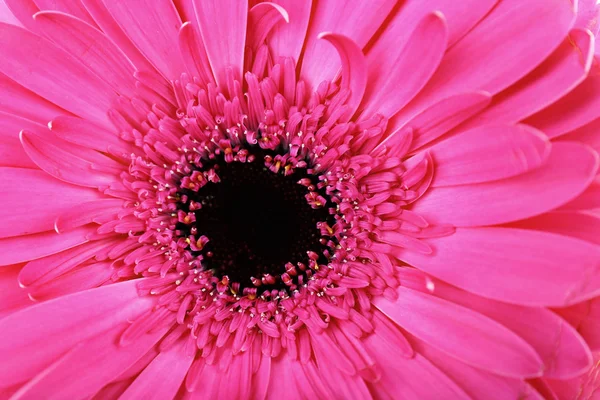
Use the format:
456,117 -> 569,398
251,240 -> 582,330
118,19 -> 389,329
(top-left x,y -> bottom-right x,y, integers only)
462,29 -> 594,129
0,168 -> 102,238
0,111 -> 42,168
394,0 -> 575,126
0,72 -> 68,124
402,91 -> 492,152
3,0 -> 40,32
428,124 -> 551,186
360,12 -> 447,120
266,0 -> 311,61
103,0 -> 186,80
318,33 -> 366,121
0,264 -> 33,319
0,226 -> 94,266
508,211 -> 600,245
247,2 -> 289,51
399,227 -> 600,306
0,23 -> 117,127
375,286 -> 543,377
121,338 -> 193,400
193,0 -> 248,86
0,279 -> 153,387
300,0 -> 396,88
526,62 -> 600,138
412,142 -> 599,226
11,322 -> 168,399
32,0 -> 96,26
33,11 -> 137,98
178,22 -> 214,86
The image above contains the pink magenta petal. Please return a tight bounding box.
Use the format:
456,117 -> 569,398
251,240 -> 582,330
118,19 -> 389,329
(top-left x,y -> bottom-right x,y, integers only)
247,2 -> 289,52
409,336 -> 531,400
393,0 -> 575,127
508,211 -> 600,246
0,111 -> 43,168
412,142 -> 599,226
54,198 -> 124,233
33,10 -> 137,98
3,0 -> 40,32
428,123 -> 551,187
425,277 -> 593,379
193,0 -> 248,86
49,115 -> 133,155
0,168 -> 102,238
363,332 -> 470,399
360,12 -> 448,120
0,264 -> 33,319
0,279 -> 154,388
526,63 -> 600,139
560,117 -> 600,154
102,0 -> 186,81
266,0 -> 311,61
0,72 -> 68,124
299,0 -> 396,88
374,286 -> 543,378
0,23 -> 118,128
0,226 -> 94,266
79,0 -> 160,75
404,91 -> 492,152
399,227 -> 600,307
318,33 -> 367,121
12,323 -> 168,400
20,130 -> 123,188
120,338 -> 193,400
558,176 -> 600,211
32,0 -> 97,27
178,22 -> 215,87
462,29 -> 594,130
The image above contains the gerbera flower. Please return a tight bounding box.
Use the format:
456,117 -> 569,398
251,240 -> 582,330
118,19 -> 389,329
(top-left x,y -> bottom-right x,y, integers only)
0,0 -> 599,398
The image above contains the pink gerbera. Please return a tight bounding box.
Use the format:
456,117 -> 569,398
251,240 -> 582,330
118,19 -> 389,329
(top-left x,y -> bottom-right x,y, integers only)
0,0 -> 599,398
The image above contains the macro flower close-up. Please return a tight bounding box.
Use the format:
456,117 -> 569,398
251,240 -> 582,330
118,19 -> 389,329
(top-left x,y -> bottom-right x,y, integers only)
1,0 -> 600,398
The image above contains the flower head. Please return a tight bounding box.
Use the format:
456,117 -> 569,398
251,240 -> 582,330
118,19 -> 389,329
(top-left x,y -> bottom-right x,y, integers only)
0,0 -> 599,398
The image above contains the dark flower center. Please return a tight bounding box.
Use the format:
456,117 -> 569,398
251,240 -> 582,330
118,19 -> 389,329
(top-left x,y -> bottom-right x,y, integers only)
176,147 -> 335,293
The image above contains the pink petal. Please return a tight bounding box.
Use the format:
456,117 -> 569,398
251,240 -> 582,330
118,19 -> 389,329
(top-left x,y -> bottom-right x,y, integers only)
0,168 -> 103,238
193,0 -> 248,87
0,111 -> 42,168
508,211 -> 600,245
410,336 -> 531,400
461,29 -> 594,129
399,227 -> 600,306
428,277 -> 593,379
178,22 -> 215,87
79,0 -> 160,75
266,0 -> 311,62
49,115 -> 133,155
3,0 -> 40,32
428,123 -> 551,187
318,33 -> 367,121
32,0 -> 97,27
403,91 -> 492,152
0,264 -> 33,319
299,0 -> 396,88
0,225 -> 94,266
247,2 -> 289,52
525,63 -> 600,139
393,0 -> 575,127
364,332 -> 470,399
558,176 -> 600,211
20,130 -> 123,188
11,322 -> 167,399
121,338 -> 193,400
54,198 -> 124,233
360,12 -> 447,120
0,279 -> 153,388
0,72 -> 68,124
374,286 -> 543,377
412,142 -> 599,226
0,23 -> 117,127
33,10 -> 137,98
560,117 -> 600,154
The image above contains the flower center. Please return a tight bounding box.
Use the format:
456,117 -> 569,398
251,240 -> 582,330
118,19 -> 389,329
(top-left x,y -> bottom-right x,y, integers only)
175,147 -> 334,293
